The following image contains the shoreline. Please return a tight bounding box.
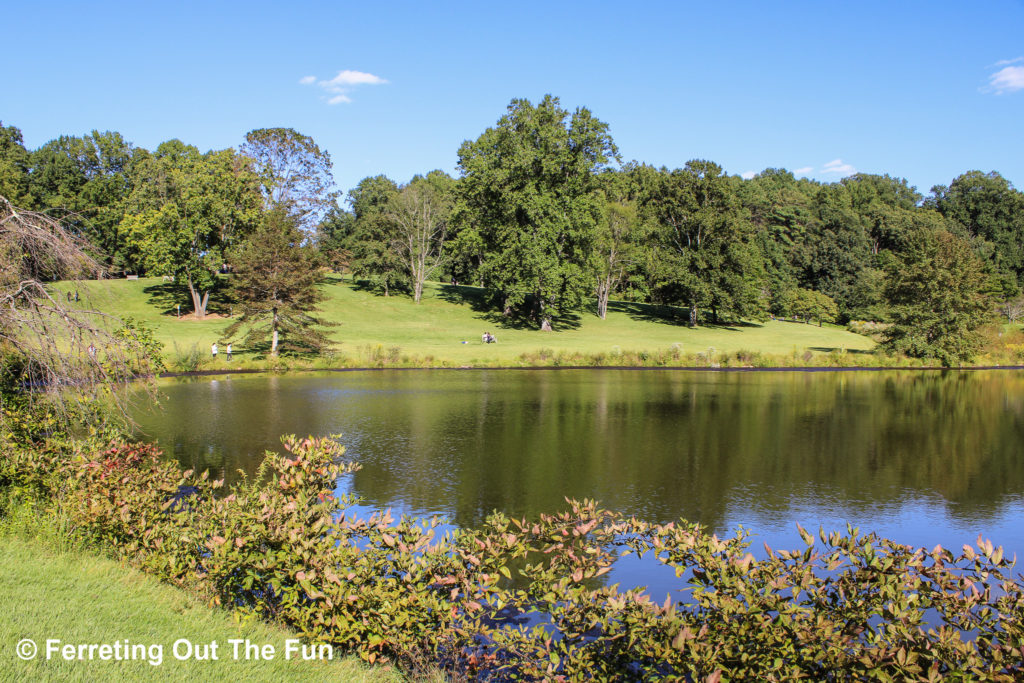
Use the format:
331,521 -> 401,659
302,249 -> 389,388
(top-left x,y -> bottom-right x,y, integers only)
155,363 -> 1024,379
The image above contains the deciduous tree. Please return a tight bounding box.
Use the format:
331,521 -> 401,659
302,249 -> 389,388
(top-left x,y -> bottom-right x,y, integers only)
457,95 -> 618,330
241,128 -> 338,232
348,175 -> 407,296
386,171 -> 454,303
775,287 -> 839,326
593,169 -> 647,319
122,142 -> 262,318
0,195 -> 158,429
0,124 -> 31,206
932,171 -> 1024,288
315,205 -> 355,273
648,161 -> 767,326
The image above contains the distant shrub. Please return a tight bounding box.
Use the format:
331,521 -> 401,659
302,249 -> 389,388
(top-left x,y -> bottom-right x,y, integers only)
170,343 -> 206,373
732,349 -> 760,366
848,320 -> 891,341
360,344 -> 403,367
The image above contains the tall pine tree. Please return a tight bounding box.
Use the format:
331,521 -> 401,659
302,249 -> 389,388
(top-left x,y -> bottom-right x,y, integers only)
225,209 -> 333,356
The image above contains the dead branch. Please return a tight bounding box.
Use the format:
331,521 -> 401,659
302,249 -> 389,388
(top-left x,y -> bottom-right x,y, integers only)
1,195 -> 157,429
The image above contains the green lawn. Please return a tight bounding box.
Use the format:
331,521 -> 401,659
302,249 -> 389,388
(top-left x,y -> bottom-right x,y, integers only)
0,533 -> 402,682
63,275 -> 875,368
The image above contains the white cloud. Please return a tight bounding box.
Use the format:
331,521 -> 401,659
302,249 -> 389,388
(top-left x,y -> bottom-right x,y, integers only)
322,70 -> 388,87
793,166 -> 813,175
821,159 -> 856,176
299,69 -> 388,104
988,65 -> 1024,94
994,56 -> 1024,67
740,170 -> 756,180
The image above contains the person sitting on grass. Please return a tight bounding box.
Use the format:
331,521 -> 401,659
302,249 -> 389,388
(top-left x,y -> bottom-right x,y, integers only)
482,332 -> 497,344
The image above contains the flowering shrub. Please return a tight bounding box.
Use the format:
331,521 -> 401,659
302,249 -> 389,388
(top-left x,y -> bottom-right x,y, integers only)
7,437 -> 1023,680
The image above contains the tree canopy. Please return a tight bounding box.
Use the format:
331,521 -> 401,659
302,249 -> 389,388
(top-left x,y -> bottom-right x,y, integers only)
122,143 -> 262,318
456,95 -> 618,329
882,228 -> 994,366
2,104 -> 1021,360
646,161 -> 767,325
241,128 -> 338,233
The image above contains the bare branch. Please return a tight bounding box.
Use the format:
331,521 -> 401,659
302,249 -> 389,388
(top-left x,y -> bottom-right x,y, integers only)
1,195 -> 158,429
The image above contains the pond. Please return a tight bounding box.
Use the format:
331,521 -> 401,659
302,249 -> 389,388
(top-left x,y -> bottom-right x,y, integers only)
132,369 -> 1024,595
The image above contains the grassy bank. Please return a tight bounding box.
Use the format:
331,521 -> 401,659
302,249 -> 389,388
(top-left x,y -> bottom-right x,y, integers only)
0,502 -> 401,682
64,275 -> 876,370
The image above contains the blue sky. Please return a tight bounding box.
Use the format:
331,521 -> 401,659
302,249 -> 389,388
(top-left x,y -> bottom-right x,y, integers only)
3,1 -> 1022,201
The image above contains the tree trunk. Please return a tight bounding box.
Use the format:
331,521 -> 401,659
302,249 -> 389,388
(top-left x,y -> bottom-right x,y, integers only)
270,307 -> 279,357
187,275 -> 208,319
689,304 -> 698,328
538,297 -> 552,331
414,280 -> 423,303
597,279 -> 611,320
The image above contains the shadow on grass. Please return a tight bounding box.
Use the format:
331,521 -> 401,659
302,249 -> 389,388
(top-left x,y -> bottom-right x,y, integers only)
606,300 -> 763,331
437,284 -> 583,331
143,280 -> 233,316
347,278 -> 416,298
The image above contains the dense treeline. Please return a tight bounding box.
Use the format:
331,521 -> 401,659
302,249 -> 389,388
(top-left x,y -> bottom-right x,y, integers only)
3,95 -> 1021,363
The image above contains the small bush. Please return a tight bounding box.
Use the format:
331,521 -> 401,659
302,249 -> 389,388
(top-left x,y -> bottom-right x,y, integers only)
170,343 -> 207,373
848,320 -> 891,341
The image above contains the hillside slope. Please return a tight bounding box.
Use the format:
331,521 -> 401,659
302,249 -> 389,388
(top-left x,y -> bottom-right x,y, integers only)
66,275 -> 875,366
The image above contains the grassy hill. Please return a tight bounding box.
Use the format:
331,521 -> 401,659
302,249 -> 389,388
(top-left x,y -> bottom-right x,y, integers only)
63,275 -> 876,369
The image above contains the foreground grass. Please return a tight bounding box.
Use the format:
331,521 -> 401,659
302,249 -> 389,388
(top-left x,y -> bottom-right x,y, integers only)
0,508 -> 402,682
63,275 -> 876,369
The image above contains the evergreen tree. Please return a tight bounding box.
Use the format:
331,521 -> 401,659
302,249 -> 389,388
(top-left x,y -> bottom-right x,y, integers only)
224,210 -> 332,357
883,229 -> 994,366
0,123 -> 31,206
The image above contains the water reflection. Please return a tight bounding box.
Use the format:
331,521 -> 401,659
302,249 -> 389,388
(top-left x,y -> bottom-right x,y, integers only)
133,369 -> 1024,569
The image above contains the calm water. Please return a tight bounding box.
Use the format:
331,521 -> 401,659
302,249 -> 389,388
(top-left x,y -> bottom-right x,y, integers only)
132,369 -> 1024,592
